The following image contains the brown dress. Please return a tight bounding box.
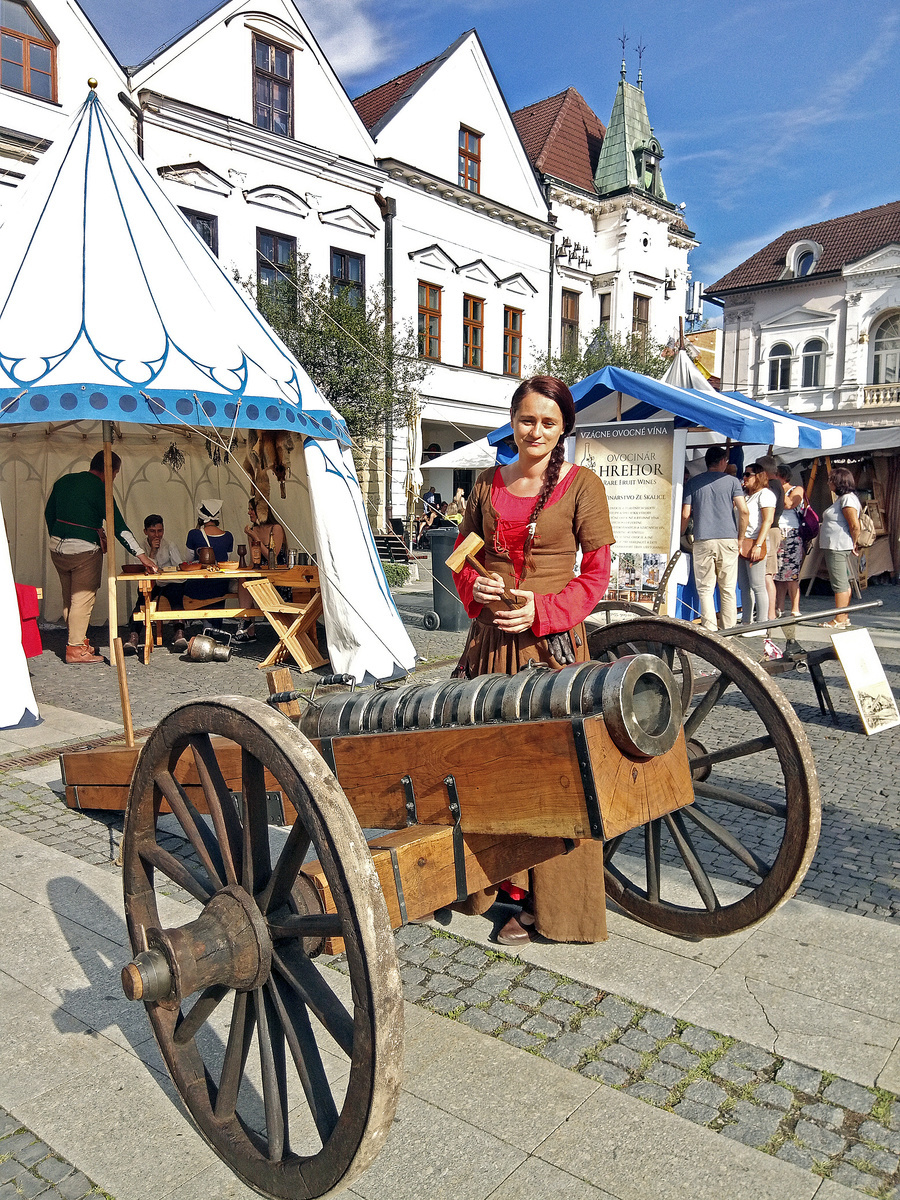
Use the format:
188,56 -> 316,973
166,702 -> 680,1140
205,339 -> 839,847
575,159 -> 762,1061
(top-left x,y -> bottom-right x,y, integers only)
453,465 -> 615,943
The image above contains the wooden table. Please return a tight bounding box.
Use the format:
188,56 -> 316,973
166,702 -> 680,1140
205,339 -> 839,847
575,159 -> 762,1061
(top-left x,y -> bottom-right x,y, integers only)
117,564 -> 324,670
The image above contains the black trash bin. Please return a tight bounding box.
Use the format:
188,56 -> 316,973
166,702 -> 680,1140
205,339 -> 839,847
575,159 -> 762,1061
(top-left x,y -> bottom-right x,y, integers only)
427,526 -> 470,633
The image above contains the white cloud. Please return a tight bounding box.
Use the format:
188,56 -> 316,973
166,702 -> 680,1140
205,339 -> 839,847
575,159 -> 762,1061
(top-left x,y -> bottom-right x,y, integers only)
299,0 -> 398,79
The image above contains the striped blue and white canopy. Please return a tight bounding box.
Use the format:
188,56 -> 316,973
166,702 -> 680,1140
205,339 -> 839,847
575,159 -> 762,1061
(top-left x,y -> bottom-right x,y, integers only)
0,90 -> 348,443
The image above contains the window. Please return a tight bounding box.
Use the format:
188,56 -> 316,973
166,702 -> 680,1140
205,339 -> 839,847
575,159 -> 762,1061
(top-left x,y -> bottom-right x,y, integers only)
254,35 -> 292,137
458,127 -> 481,193
768,342 -> 792,391
801,338 -> 825,388
873,315 -> 900,385
632,293 -> 650,338
463,295 -> 484,369
561,289 -> 579,354
331,248 -> 365,308
1,0 -> 55,100
503,306 -> 522,377
418,282 -> 441,360
257,228 -> 295,288
797,252 -> 815,277
180,208 -> 218,255
599,292 -> 611,329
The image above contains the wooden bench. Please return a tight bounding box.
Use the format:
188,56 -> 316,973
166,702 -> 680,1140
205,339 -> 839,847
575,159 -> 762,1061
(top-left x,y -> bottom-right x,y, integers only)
374,533 -> 414,563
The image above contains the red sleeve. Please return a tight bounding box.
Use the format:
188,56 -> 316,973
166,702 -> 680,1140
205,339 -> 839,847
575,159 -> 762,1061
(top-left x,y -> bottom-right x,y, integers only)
532,546 -> 611,637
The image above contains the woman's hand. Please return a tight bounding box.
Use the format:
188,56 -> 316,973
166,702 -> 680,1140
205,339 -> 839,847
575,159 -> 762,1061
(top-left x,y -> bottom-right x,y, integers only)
748,542 -> 765,563
472,572 -> 505,606
493,589 -> 536,633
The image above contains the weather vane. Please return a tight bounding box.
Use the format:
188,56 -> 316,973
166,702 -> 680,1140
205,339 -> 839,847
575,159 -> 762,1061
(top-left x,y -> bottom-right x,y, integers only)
618,29 -> 628,77
636,37 -> 646,88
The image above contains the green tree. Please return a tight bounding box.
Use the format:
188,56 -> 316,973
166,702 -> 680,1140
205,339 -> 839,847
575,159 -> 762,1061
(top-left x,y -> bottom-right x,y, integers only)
529,327 -> 669,385
247,253 -> 429,442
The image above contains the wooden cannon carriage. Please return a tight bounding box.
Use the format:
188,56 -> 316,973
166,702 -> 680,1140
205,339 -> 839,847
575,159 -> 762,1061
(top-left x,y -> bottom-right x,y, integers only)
90,617 -> 819,1200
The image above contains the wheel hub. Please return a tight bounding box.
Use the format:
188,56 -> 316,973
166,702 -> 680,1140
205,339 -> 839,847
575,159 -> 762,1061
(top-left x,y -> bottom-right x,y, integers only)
122,883 -> 273,1005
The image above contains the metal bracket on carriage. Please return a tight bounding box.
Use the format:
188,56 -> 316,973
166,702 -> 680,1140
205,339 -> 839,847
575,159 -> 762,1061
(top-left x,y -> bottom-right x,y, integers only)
442,774 -> 468,903
400,774 -> 418,826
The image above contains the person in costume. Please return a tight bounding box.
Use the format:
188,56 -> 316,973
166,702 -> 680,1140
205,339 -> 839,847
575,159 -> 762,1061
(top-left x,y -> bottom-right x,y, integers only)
450,375 -> 614,945
180,499 -> 234,647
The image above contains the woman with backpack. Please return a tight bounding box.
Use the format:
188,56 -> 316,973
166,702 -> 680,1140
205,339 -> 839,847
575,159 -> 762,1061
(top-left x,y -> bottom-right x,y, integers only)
819,468 -> 862,628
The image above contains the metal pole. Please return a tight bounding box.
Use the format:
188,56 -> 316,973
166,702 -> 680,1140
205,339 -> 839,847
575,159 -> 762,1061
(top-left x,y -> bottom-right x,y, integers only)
719,599 -> 882,639
102,421 -> 118,667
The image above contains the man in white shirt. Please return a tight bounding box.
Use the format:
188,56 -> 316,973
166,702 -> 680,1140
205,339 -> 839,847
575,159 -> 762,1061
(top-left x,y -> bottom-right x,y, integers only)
125,514 -> 185,654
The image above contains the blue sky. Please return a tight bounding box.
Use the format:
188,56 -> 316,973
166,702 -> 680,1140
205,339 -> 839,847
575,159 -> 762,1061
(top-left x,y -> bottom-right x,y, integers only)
81,0 -> 900,292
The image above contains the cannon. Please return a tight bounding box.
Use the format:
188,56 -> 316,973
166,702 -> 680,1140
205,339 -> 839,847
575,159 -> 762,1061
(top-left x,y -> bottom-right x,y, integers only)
114,617 -> 819,1199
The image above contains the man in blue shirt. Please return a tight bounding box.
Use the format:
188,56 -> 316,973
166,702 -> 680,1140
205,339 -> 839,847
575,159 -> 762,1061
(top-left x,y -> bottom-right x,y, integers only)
681,445 -> 749,631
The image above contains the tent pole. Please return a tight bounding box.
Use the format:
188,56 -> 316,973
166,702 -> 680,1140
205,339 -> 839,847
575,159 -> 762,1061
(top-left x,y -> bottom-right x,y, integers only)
102,422 -> 119,668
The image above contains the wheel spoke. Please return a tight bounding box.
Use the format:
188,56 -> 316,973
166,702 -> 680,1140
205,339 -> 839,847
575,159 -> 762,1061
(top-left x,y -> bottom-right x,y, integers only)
683,672 -> 733,740
174,985 -> 230,1045
268,976 -> 339,1143
688,735 -> 775,772
259,817 -> 312,915
139,839 -> 213,903
241,749 -> 271,896
189,735 -> 243,886
645,820 -> 661,904
273,949 -> 354,1058
664,811 -> 719,912
603,833 -> 625,864
683,804 -> 771,877
154,770 -> 226,892
693,780 -> 786,819
215,989 -> 256,1121
269,913 -> 344,940
254,987 -> 289,1162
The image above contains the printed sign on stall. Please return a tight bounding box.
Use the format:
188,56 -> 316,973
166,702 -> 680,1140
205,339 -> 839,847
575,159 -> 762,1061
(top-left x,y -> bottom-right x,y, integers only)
830,628 -> 900,735
575,420 -> 675,607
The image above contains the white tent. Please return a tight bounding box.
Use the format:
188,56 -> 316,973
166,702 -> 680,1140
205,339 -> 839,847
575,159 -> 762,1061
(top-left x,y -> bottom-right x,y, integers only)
0,89 -> 415,684
422,438 -> 500,471
0,490 -> 38,728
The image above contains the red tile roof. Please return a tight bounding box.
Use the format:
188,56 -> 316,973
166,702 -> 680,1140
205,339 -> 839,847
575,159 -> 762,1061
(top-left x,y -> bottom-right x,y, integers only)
708,199 -> 900,294
352,56 -> 439,130
512,88 -> 605,193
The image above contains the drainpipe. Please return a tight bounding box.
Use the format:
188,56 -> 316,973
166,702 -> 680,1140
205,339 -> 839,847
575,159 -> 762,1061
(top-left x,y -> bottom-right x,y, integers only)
375,192 -> 396,527
547,230 -> 556,359
117,92 -> 143,159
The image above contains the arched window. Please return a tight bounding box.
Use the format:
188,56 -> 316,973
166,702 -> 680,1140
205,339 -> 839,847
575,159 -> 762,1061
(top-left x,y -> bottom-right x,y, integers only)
873,315 -> 900,385
0,0 -> 56,100
768,343 -> 792,392
801,338 -> 825,388
797,252 -> 815,277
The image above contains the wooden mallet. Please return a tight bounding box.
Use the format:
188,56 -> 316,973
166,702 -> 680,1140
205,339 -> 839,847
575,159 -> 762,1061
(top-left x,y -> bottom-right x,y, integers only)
445,532 -> 520,610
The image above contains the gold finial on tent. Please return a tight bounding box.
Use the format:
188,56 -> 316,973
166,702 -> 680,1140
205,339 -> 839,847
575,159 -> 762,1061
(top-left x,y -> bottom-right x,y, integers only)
88,78 -> 98,90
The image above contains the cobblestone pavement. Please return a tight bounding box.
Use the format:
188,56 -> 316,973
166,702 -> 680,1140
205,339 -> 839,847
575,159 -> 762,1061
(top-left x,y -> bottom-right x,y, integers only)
0,1108 -> 105,1199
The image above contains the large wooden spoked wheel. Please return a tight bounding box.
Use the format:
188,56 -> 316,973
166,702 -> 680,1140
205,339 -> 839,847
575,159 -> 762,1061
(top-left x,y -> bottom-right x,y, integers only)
587,601 -> 695,712
588,618 -> 820,939
121,696 -> 403,1200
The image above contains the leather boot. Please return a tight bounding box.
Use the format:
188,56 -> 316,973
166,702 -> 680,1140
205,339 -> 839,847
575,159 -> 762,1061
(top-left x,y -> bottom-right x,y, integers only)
66,642 -> 104,664
172,626 -> 188,652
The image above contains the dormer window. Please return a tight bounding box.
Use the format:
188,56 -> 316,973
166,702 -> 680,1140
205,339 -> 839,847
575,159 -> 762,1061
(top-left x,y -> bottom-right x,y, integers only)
1,0 -> 56,101
797,252 -> 814,277
634,138 -> 663,196
785,240 -> 823,279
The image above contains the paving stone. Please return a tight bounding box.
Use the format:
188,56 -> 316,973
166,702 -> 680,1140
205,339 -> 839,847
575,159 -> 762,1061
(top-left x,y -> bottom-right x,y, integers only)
795,1119 -> 847,1157
426,973 -> 461,994
601,1043 -> 643,1072
507,986 -> 543,1008
646,1062 -> 684,1088
721,1100 -> 782,1148
683,1080 -> 727,1109
13,1171 -> 50,1199
479,963 -> 524,991
446,962 -> 481,982
0,1114 -> 20,1137
541,1035 -> 595,1070
0,1182 -> 22,1200
555,981 -> 598,1005
523,970 -> 559,994
597,996 -> 635,1026
455,986 -> 493,1007
679,1027 -> 721,1053
522,1014 -> 560,1038
402,983 -> 426,1004
673,1099 -> 718,1126
722,1042 -> 774,1072
754,1082 -> 793,1111
540,997 -> 578,1025
501,1027 -> 541,1050
776,1061 -> 822,1094
428,995 -> 460,1016
35,1161 -> 72,1185
712,1060 -> 755,1086
823,1079 -> 876,1114
0,1134 -> 37,1157
575,1014 -> 618,1045
488,1001 -> 528,1025
860,1120 -> 900,1153
400,946 -> 432,965
639,1012 -> 676,1039
659,1042 -> 699,1070
830,1163 -> 882,1191
0,1164 -> 18,1186
399,965 -> 425,986
55,1174 -> 93,1200
459,1008 -> 501,1035
850,1143 -> 899,1173
801,1102 -> 845,1130
618,1029 -> 658,1054
626,1081 -> 669,1105
581,1060 -> 628,1086
776,1142 -> 817,1170
453,944 -> 489,967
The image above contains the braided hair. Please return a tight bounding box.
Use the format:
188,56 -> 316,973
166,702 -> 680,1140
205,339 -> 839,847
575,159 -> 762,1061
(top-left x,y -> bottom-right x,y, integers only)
510,376 -> 576,573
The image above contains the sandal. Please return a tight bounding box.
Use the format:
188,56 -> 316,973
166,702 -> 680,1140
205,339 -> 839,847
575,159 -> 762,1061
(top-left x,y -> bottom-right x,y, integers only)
821,619 -> 852,629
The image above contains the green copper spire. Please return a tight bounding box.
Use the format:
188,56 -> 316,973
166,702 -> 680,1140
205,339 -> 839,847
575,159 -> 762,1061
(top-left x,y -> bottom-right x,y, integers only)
594,72 -> 667,201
